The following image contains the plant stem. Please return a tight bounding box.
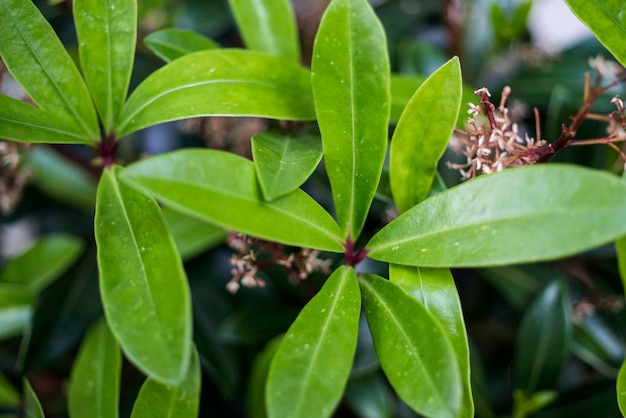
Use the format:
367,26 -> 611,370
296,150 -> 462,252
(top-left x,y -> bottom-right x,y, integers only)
96,133 -> 118,168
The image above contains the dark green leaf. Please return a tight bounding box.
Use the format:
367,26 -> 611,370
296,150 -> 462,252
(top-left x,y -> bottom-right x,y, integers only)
162,206 -> 226,260
514,280 -> 572,394
534,380 -> 618,418
121,149 -> 344,252
390,58 -> 461,212
564,0 -> 626,67
345,374 -> 394,418
389,265 -> 473,417
0,373 -> 19,408
117,49 -> 315,137
228,0 -> 300,62
74,0 -> 136,133
312,0 -> 390,240
0,234 -> 83,293
480,266 -> 550,309
251,132 -> 323,201
513,390 -> 558,417
68,320 -> 120,418
616,235 -> 626,296
144,28 -> 219,62
572,315 -> 623,376
247,336 -> 282,418
218,304 -> 298,346
23,380 -> 44,418
359,273 -> 462,418
0,284 -> 32,339
367,165 -> 626,267
130,348 -> 201,418
95,167 -> 192,384
266,266 -> 360,418
0,0 -> 99,140
618,361 -> 626,416
27,146 -> 97,209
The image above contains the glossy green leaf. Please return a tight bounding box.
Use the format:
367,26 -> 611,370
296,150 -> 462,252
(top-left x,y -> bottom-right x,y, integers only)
359,273 -> 462,418
95,166 -> 192,384
117,49 -> 315,137
0,95 -> 93,143
68,320 -> 120,418
389,265 -> 473,417
247,336 -> 282,418
162,206 -> 226,260
27,146 -> 97,209
0,284 -> 33,339
144,28 -> 219,62
564,0 -> 626,67
0,0 -> 99,140
616,235 -> 626,296
228,0 -> 300,62
390,58 -> 461,212
514,281 -> 572,394
312,0 -> 390,240
23,380 -> 44,418
618,360 -> 626,416
367,165 -> 626,267
130,349 -> 201,418
121,149 -> 344,252
251,132 -> 323,201
266,266 -> 360,418
0,234 -> 83,293
74,0 -> 136,133
0,373 -> 19,408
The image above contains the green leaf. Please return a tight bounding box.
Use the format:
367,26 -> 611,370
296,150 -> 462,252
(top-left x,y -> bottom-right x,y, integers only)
68,320 -> 121,418
514,280 -> 572,394
0,0 -> 99,140
266,266 -> 360,418
117,49 -> 315,137
121,149 -> 344,252
367,165 -> 626,267
564,0 -> 626,67
616,235 -> 626,296
74,0 -> 136,134
572,315 -> 623,376
27,146 -> 97,209
95,166 -> 192,384
228,0 -> 300,62
618,360 -> 626,416
144,28 -> 219,62
390,58 -> 461,212
344,375 -> 394,418
311,0 -> 390,240
23,380 -> 44,418
0,284 -> 33,339
358,274 -> 462,418
389,265 -> 473,417
513,389 -> 558,418
130,348 -> 201,418
0,234 -> 83,293
218,304 -> 298,346
251,132 -> 323,201
162,206 -> 226,260
0,373 -> 19,408
0,95 -> 93,143
247,336 -> 282,418
390,75 -> 424,124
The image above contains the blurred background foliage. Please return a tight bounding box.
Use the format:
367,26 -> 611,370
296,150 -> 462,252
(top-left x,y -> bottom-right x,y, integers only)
0,0 -> 625,417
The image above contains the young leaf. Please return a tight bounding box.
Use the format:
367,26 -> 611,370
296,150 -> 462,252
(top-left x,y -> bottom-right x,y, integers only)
121,149 -> 344,252
228,0 -> 300,62
389,265 -> 473,417
144,28 -> 219,62
358,274 -> 462,418
68,320 -> 121,418
95,166 -> 192,384
312,0 -> 390,240
23,380 -> 44,418
117,49 -> 315,137
162,206 -> 226,260
618,360 -> 626,416
0,0 -> 99,140
251,132 -> 323,201
266,266 -> 360,418
367,164 -> 626,267
564,0 -> 626,67
130,348 -> 201,418
74,0 -> 137,134
390,58 -> 462,212
0,234 -> 83,293
0,284 -> 33,339
513,280 -> 572,394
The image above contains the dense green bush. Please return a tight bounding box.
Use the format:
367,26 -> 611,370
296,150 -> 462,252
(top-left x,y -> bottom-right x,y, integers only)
1,0 -> 626,417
